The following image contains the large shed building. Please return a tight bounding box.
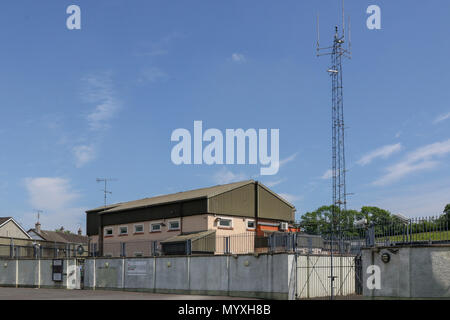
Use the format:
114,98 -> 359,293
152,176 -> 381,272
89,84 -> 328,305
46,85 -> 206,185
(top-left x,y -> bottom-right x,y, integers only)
86,180 -> 297,256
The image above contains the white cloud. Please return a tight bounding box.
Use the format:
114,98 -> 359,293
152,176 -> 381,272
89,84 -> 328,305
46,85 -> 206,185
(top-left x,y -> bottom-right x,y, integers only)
278,193 -> 302,204
139,67 -> 169,83
71,73 -> 121,168
73,145 -> 96,168
357,143 -> 402,166
82,73 -> 121,131
134,32 -> 183,57
231,53 -> 246,63
321,169 -> 333,180
24,177 -> 85,232
264,178 -> 286,188
213,168 -> 248,185
373,139 -> 450,186
433,112 -> 450,124
279,153 -> 298,167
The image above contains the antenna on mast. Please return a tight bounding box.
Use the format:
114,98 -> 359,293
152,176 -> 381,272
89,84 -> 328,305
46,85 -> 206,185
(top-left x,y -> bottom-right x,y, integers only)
316,13 -> 320,56
34,209 -> 43,223
96,178 -> 118,208
342,0 -> 345,38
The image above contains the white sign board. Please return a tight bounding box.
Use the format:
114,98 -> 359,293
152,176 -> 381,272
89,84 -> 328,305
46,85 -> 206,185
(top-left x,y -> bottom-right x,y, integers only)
126,261 -> 147,276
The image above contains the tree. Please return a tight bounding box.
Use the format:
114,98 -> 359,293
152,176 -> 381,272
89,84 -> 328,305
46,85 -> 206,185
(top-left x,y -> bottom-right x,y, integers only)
444,204 -> 450,216
299,205 -> 393,236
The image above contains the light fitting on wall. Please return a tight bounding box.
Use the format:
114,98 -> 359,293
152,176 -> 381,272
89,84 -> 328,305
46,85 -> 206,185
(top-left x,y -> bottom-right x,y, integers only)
381,252 -> 391,263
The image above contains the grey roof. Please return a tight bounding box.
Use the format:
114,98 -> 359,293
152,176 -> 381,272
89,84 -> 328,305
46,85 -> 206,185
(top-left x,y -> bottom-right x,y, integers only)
28,229 -> 88,244
160,230 -> 216,244
88,180 -> 257,215
0,217 -> 12,226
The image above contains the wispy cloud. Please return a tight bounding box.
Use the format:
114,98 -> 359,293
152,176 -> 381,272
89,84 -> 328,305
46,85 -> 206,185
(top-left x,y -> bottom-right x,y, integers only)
357,143 -> 402,166
213,168 -> 248,185
134,32 -> 183,57
279,153 -> 298,167
139,67 -> 169,83
72,145 -> 96,168
82,73 -> 121,131
231,53 -> 246,63
321,169 -> 333,180
24,177 -> 85,231
72,73 -> 121,167
434,112 -> 450,124
373,139 -> 450,186
264,178 -> 286,188
278,193 -> 302,204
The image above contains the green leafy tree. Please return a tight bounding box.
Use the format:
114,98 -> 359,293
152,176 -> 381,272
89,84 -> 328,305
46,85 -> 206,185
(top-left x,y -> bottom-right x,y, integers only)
444,204 -> 450,216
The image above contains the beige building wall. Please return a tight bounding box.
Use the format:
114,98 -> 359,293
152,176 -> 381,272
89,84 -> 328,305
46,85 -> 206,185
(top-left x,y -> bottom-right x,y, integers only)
92,214 -> 258,256
96,215 -> 209,257
0,220 -> 30,239
206,214 -> 256,254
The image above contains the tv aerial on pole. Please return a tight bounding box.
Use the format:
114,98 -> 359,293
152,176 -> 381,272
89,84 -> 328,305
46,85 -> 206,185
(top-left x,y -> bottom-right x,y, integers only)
316,0 -> 352,300
96,178 -> 118,208
34,209 -> 43,222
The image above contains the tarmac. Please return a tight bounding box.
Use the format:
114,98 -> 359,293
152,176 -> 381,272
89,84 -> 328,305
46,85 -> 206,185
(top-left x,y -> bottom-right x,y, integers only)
0,287 -> 253,300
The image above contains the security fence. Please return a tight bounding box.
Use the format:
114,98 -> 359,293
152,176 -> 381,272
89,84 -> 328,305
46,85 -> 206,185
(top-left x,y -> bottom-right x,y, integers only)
371,216 -> 450,246
89,216 -> 450,258
0,237 -> 88,259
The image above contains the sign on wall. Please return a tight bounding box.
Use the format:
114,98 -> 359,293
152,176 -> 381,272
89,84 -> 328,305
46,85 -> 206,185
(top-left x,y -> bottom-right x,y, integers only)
52,259 -> 64,282
126,261 -> 147,276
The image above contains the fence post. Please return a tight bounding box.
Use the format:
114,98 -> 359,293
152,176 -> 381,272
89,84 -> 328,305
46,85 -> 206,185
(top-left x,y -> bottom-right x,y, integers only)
366,224 -> 375,247
224,237 -> 230,254
186,239 -> 192,255
120,242 -> 126,257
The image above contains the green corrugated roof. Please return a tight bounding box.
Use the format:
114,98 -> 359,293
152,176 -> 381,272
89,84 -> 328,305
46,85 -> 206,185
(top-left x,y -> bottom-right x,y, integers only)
160,230 -> 216,243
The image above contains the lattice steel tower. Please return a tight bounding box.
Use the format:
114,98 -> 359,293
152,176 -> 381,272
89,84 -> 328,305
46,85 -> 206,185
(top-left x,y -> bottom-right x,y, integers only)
316,1 -> 352,299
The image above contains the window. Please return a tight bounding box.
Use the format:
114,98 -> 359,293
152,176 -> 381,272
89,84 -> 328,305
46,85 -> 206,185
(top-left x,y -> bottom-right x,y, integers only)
247,220 -> 256,230
151,223 -> 161,232
134,252 -> 143,257
168,220 -> 180,231
119,226 -> 128,235
218,218 -> 233,228
134,224 -> 144,234
104,228 -> 113,236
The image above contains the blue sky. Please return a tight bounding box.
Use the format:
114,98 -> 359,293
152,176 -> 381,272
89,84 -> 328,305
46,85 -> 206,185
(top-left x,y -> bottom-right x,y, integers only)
0,0 -> 449,232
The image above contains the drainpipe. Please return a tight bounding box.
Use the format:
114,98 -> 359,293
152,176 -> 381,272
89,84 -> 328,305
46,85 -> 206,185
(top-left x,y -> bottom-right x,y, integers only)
98,214 -> 104,257
254,181 -> 259,232
254,181 -> 259,254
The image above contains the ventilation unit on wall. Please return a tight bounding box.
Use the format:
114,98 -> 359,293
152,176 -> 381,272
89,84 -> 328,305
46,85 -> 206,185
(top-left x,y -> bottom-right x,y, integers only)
279,222 -> 288,231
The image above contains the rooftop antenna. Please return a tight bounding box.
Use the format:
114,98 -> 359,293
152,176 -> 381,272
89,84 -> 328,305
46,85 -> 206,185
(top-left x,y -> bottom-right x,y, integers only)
34,209 -> 43,223
316,0 -> 352,301
96,178 -> 118,208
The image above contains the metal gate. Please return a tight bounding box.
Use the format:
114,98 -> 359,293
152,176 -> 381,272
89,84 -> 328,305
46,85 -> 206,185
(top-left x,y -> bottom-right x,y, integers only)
296,254 -> 361,299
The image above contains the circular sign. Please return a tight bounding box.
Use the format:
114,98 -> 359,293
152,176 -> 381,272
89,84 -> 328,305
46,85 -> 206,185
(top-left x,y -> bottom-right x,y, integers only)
381,252 -> 390,263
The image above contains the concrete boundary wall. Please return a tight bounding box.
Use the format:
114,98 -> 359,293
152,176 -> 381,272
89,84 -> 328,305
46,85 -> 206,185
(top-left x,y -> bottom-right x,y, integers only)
84,254 -> 296,300
0,258 -> 77,289
0,254 -> 297,299
362,245 -> 450,299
